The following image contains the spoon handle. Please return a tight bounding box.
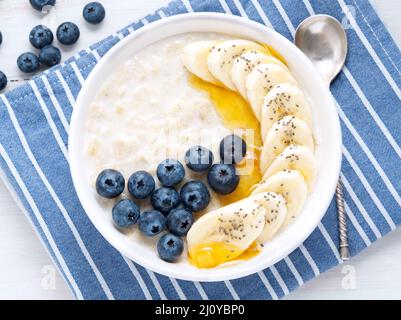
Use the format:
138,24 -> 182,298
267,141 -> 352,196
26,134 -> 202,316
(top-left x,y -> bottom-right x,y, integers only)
336,178 -> 350,260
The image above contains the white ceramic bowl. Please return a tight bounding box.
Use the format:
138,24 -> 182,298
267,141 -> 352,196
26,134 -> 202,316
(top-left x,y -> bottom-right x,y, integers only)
69,13 -> 342,282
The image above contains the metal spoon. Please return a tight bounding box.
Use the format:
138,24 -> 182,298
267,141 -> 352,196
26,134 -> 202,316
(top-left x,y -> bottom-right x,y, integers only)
295,15 -> 350,260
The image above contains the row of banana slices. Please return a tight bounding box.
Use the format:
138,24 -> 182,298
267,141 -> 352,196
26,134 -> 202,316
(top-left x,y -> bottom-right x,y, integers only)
181,39 -> 317,268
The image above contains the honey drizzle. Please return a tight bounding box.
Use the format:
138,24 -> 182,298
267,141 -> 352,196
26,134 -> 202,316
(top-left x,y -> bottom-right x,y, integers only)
189,241 -> 261,268
187,46 -> 288,269
260,43 -> 288,66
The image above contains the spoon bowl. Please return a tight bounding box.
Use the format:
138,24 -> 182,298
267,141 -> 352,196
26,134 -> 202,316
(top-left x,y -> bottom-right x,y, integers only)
295,14 -> 347,85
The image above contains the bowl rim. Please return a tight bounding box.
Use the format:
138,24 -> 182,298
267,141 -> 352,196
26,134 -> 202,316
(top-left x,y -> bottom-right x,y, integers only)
69,12 -> 342,282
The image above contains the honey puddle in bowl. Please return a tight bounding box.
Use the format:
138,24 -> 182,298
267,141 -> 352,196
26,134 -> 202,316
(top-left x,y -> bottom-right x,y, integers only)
188,48 -> 287,268
188,75 -> 264,267
188,241 -> 261,269
189,44 -> 287,206
190,75 -> 263,206
262,44 -> 287,66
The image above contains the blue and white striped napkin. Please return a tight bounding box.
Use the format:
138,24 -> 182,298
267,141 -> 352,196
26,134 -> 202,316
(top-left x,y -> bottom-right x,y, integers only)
1,0 -> 400,300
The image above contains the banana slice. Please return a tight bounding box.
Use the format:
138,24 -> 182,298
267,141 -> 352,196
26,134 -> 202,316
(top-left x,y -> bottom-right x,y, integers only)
263,145 -> 317,192
246,63 -> 297,120
231,50 -> 287,98
261,83 -> 312,141
251,192 -> 287,243
207,40 -> 265,90
187,195 -> 266,268
252,170 -> 307,226
260,116 -> 314,172
181,41 -> 220,85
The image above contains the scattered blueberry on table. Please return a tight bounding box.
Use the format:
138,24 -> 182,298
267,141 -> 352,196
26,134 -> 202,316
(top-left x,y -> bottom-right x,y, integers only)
7,2 -> 197,263
128,171 -> 155,199
17,52 -> 40,73
157,233 -> 184,262
219,134 -> 247,164
29,0 -> 56,12
207,163 -> 239,195
57,22 -> 80,45
167,208 -> 194,236
39,45 -> 61,67
29,25 -> 54,49
180,180 -> 210,212
156,159 -> 185,187
0,71 -> 7,91
151,187 -> 180,214
185,145 -> 214,172
3,1 -> 106,78
138,210 -> 167,237
112,199 -> 140,228
96,169 -> 125,199
83,1 -> 106,25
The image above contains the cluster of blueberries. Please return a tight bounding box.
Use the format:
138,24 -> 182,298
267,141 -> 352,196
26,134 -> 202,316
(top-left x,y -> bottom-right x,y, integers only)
95,134 -> 247,262
0,1 -> 106,91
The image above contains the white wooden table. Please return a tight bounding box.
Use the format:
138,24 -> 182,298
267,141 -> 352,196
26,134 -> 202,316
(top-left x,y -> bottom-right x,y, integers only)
0,0 -> 400,300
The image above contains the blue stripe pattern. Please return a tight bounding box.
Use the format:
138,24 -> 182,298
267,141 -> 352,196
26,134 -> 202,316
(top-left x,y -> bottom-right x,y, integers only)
0,0 -> 400,299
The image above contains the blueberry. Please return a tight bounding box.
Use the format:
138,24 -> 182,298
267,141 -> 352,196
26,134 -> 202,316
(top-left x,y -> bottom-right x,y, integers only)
167,208 -> 194,236
0,71 -> 7,91
112,199 -> 140,228
127,171 -> 155,199
157,233 -> 184,262
207,164 -> 239,195
185,145 -> 214,172
151,187 -> 180,214
39,45 -> 61,67
219,134 -> 247,164
180,181 -> 210,212
156,159 -> 185,187
138,211 -> 166,237
57,22 -> 80,45
29,0 -> 56,12
17,52 -> 40,73
29,25 -> 54,49
83,2 -> 106,24
96,169 -> 125,199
